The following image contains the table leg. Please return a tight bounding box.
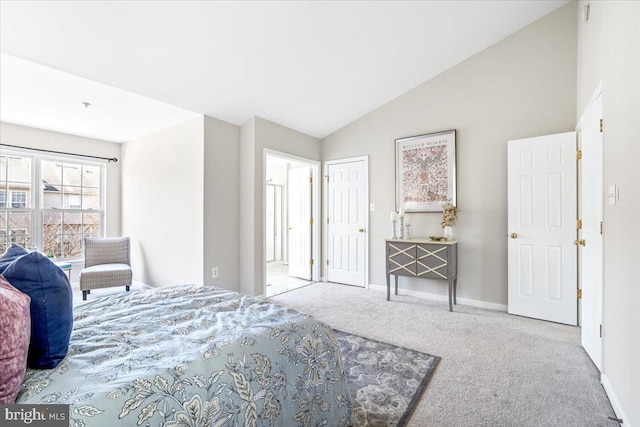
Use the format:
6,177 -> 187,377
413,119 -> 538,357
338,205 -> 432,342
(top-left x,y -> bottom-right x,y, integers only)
453,277 -> 457,305
448,278 -> 453,312
386,274 -> 390,301
394,275 -> 398,295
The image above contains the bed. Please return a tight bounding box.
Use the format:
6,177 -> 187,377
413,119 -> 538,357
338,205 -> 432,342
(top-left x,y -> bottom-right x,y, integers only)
15,285 -> 353,426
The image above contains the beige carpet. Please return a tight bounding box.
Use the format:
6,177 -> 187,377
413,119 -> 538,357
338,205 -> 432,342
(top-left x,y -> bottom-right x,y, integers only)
269,282 -> 618,427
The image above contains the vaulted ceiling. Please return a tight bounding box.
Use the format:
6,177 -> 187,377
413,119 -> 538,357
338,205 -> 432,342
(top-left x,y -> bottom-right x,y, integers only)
0,1 -> 570,142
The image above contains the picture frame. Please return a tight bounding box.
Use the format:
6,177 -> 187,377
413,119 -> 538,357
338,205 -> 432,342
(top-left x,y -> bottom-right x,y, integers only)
395,129 -> 456,212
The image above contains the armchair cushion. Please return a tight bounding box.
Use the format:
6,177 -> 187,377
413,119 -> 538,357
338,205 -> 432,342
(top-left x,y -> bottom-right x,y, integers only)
0,276 -> 31,404
79,263 -> 132,291
2,252 -> 73,369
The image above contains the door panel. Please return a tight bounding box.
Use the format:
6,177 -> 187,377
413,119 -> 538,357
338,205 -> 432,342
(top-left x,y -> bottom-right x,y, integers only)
507,132 -> 577,325
327,160 -> 367,286
288,166 -> 311,280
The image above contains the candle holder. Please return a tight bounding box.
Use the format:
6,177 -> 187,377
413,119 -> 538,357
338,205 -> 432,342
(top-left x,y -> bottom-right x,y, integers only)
404,224 -> 412,240
391,220 -> 398,239
398,217 -> 405,239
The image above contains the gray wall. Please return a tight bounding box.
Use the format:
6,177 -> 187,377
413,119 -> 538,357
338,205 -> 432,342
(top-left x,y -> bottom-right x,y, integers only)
203,116 -> 240,289
576,1 -> 640,425
239,117 -> 321,296
121,117 -> 205,287
322,3 -> 578,308
239,118 -> 257,295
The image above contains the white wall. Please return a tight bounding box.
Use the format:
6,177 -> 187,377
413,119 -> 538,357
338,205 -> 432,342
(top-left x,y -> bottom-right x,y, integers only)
0,122 -> 122,239
240,117 -> 321,296
203,116 -> 240,289
321,3 -> 577,307
121,117 -> 204,287
576,2 -> 640,425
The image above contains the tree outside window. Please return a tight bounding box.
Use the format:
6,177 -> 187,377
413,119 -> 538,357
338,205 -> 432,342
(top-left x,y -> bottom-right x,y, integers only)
0,155 -> 32,252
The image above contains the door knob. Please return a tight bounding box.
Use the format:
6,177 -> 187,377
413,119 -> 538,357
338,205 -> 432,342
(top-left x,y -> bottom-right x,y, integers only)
510,233 -> 518,239
288,227 -> 292,230
574,239 -> 586,246
358,228 -> 365,233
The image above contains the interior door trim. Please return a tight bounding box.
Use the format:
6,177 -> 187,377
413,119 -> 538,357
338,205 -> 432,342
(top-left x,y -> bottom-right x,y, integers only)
263,149 -> 321,295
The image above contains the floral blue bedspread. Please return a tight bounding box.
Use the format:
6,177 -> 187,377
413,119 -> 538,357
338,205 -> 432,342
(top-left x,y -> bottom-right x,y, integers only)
16,285 -> 353,426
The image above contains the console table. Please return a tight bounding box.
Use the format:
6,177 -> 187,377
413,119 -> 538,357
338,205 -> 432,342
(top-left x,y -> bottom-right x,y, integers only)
385,238 -> 458,311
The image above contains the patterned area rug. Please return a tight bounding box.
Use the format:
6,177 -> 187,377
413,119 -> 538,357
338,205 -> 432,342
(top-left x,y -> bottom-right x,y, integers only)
335,330 -> 441,427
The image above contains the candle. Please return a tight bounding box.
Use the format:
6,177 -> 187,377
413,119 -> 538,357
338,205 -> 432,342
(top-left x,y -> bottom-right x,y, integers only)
399,207 -> 405,218
390,211 -> 397,221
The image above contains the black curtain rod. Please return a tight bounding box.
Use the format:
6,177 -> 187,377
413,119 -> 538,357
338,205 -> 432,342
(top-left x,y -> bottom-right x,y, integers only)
0,143 -> 118,162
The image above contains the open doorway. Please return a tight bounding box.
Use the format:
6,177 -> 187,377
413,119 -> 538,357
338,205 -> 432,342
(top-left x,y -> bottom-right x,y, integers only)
264,151 -> 320,297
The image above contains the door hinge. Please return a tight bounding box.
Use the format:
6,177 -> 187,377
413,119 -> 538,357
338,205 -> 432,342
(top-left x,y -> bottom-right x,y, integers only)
327,218 -> 329,224
310,177 -> 313,184
577,289 -> 582,299
310,218 -> 314,225
599,324 -> 602,338
310,259 -> 314,265
326,259 -> 329,266
600,221 -> 603,235
599,118 -> 604,133
325,175 -> 330,182
576,150 -> 582,160
577,219 -> 582,230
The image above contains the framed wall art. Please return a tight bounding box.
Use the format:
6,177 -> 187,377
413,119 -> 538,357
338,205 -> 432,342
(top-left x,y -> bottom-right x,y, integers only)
395,129 -> 456,212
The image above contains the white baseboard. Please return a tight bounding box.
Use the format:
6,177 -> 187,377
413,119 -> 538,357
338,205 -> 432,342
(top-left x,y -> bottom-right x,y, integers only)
368,283 -> 508,312
601,374 -> 630,426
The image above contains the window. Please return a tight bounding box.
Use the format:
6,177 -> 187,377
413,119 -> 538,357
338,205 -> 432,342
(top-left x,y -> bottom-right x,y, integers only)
11,191 -> 27,208
0,153 -> 104,259
0,190 -> 29,208
0,155 -> 32,250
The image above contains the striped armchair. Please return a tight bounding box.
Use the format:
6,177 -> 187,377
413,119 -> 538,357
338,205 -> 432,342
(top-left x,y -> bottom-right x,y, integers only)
79,237 -> 132,301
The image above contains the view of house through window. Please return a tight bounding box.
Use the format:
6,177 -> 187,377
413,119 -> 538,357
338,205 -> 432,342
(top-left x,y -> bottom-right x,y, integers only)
0,153 -> 104,259
0,155 -> 32,251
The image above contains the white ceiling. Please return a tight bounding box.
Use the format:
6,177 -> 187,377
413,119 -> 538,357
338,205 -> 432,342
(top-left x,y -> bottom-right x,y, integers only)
0,54 -> 201,142
0,0 -> 570,142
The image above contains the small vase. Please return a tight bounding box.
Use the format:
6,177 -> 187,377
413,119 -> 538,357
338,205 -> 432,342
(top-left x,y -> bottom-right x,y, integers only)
443,226 -> 453,241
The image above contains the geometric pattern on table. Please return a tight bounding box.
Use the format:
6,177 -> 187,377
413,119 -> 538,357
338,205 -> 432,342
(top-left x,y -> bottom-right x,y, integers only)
388,242 -> 417,275
417,245 -> 448,279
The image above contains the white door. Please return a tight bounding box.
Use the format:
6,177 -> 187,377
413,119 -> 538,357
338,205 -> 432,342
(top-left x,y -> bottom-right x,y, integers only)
507,132 -> 577,325
579,91 -> 603,369
288,166 -> 312,280
327,159 -> 367,286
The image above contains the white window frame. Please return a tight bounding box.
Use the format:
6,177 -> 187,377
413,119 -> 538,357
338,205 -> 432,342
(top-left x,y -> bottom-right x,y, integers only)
0,150 -> 106,260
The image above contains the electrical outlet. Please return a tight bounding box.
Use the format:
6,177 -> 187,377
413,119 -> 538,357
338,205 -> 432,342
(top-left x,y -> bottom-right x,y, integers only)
212,267 -> 219,278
